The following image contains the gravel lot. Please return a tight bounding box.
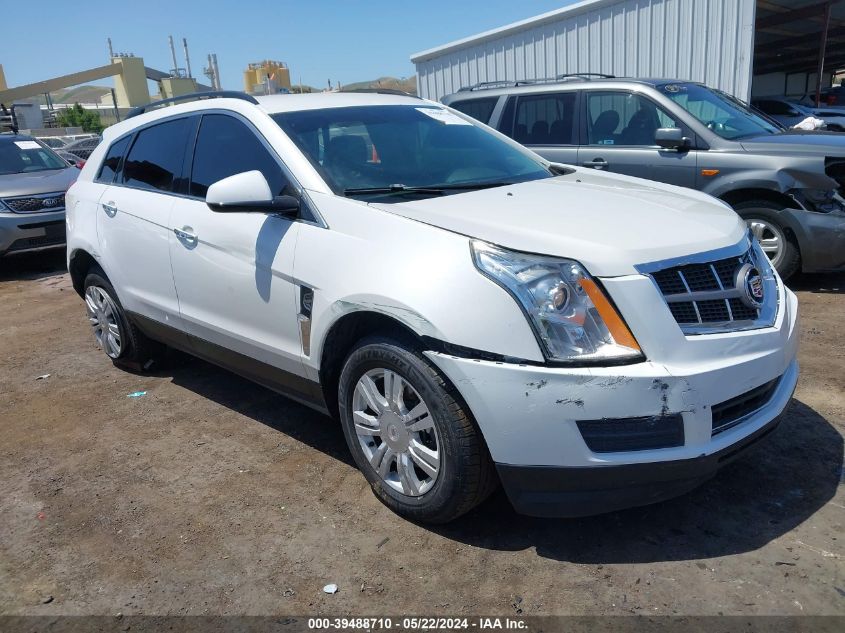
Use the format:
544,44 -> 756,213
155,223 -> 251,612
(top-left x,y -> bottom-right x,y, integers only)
1,250 -> 843,617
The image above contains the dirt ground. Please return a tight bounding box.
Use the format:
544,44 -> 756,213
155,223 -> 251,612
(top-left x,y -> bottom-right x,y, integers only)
0,250 -> 843,618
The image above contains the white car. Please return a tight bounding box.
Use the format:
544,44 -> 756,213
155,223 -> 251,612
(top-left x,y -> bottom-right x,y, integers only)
66,91 -> 799,522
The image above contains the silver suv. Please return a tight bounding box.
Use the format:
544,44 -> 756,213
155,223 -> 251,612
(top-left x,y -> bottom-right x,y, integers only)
0,134 -> 78,257
443,77 -> 845,279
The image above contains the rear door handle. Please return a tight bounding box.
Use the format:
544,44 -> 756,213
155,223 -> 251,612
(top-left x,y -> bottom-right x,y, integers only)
101,201 -> 117,217
173,226 -> 198,244
582,158 -> 608,169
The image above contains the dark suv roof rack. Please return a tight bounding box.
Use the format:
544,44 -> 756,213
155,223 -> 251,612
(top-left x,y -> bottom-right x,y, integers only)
457,74 -> 618,93
126,91 -> 259,119
339,88 -> 420,99
458,80 -> 539,92
555,73 -> 615,80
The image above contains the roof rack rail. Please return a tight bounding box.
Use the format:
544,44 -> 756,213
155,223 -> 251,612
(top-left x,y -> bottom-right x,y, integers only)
126,91 -> 260,119
339,88 -> 420,99
555,73 -> 615,80
457,80 -> 540,92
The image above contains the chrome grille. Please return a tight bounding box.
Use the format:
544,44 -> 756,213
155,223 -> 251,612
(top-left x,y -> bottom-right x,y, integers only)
1,192 -> 66,214
640,237 -> 779,335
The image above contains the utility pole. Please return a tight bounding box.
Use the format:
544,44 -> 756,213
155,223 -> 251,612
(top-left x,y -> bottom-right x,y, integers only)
182,38 -> 193,78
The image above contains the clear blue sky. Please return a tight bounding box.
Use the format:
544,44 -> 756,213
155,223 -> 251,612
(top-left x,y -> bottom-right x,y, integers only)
2,0 -> 578,93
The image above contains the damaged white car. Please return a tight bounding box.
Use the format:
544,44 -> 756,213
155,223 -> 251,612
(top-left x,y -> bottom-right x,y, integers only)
66,91 -> 799,522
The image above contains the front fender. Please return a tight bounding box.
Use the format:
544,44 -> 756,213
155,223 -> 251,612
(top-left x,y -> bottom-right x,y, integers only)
295,192 -> 545,376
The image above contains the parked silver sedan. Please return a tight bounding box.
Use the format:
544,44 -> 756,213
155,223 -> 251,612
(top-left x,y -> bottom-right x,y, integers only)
0,134 -> 79,257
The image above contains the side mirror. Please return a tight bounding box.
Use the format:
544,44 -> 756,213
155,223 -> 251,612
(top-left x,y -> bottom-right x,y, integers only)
206,170 -> 299,216
655,127 -> 690,150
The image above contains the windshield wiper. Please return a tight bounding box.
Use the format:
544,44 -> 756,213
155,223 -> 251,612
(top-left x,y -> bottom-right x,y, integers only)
344,181 -> 517,197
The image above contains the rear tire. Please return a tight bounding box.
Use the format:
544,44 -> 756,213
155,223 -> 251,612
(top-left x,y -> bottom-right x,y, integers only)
338,335 -> 497,523
83,267 -> 160,369
731,200 -> 801,280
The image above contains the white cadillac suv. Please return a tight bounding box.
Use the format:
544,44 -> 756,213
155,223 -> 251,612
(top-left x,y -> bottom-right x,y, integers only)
66,91 -> 799,523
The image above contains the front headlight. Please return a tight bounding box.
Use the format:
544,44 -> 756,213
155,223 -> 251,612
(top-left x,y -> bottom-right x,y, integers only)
471,240 -> 643,363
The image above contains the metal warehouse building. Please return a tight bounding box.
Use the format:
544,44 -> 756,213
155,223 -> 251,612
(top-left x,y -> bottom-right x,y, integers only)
411,0 -> 845,101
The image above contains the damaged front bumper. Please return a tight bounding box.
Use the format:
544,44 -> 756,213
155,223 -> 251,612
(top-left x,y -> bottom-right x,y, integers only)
424,282 -> 800,518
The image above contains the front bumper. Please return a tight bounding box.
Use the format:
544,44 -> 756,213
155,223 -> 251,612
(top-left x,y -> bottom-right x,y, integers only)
495,383 -> 792,517
0,210 -> 66,256
425,279 -> 800,517
782,208 -> 845,272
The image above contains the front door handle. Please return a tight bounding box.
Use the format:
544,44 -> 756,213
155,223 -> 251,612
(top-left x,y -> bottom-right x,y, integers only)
582,158 -> 608,169
101,201 -> 118,217
173,226 -> 198,244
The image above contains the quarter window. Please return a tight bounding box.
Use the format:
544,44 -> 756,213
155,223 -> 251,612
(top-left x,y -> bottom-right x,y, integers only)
513,93 -> 577,145
122,118 -> 193,193
586,92 -> 679,146
190,114 -> 292,198
96,136 -> 130,184
449,98 -> 498,124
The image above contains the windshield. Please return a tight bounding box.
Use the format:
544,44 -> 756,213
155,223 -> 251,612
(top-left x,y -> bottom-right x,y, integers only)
0,139 -> 68,175
659,83 -> 781,140
272,105 -> 552,201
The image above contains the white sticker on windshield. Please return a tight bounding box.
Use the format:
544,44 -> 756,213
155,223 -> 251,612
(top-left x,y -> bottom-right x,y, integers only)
416,108 -> 472,125
14,141 -> 41,150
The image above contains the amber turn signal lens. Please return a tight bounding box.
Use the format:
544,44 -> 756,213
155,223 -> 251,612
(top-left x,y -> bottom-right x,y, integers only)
578,279 -> 641,351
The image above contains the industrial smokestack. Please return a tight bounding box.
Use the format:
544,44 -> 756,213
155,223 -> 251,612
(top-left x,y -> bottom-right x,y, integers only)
182,38 -> 192,79
168,35 -> 179,77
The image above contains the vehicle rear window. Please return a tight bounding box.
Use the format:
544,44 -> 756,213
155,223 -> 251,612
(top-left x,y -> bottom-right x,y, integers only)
189,114 -> 292,198
513,93 -> 577,145
122,118 -> 193,193
449,97 -> 498,124
96,136 -> 131,184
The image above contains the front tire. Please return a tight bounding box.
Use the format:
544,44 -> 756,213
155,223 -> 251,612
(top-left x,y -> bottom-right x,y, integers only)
338,335 -> 496,523
732,200 -> 801,280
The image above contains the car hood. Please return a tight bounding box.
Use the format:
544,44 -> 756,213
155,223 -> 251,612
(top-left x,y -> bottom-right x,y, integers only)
372,170 -> 746,277
740,131 -> 845,156
0,168 -> 79,198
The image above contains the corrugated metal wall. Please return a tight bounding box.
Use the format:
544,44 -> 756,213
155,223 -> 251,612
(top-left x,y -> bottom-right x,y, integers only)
413,0 -> 757,101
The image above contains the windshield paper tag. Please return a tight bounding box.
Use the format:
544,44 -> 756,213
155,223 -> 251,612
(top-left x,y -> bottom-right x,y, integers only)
15,141 -> 41,150
416,108 -> 472,125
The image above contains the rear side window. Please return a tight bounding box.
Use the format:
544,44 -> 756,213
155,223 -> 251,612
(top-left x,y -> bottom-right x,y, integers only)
122,118 -> 193,193
189,114 -> 293,198
513,93 -> 577,145
449,97 -> 498,124
95,136 -> 130,184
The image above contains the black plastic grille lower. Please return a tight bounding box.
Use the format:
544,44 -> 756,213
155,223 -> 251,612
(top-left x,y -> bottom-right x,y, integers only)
6,223 -> 66,252
711,377 -> 780,435
577,415 -> 685,453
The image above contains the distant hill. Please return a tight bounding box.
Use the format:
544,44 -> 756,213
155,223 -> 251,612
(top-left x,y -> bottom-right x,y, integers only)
33,85 -> 112,105
342,76 -> 417,94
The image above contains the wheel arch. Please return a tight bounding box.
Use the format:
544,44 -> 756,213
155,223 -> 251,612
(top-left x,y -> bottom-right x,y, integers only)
719,188 -> 800,212
68,248 -> 100,297
318,310 -> 426,419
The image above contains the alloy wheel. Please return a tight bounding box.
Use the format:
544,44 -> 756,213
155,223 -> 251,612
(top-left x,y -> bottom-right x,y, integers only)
84,286 -> 123,358
747,218 -> 784,267
351,368 -> 441,497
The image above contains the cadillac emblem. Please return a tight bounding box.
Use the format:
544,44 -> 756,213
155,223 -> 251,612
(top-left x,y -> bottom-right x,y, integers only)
736,263 -> 765,309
